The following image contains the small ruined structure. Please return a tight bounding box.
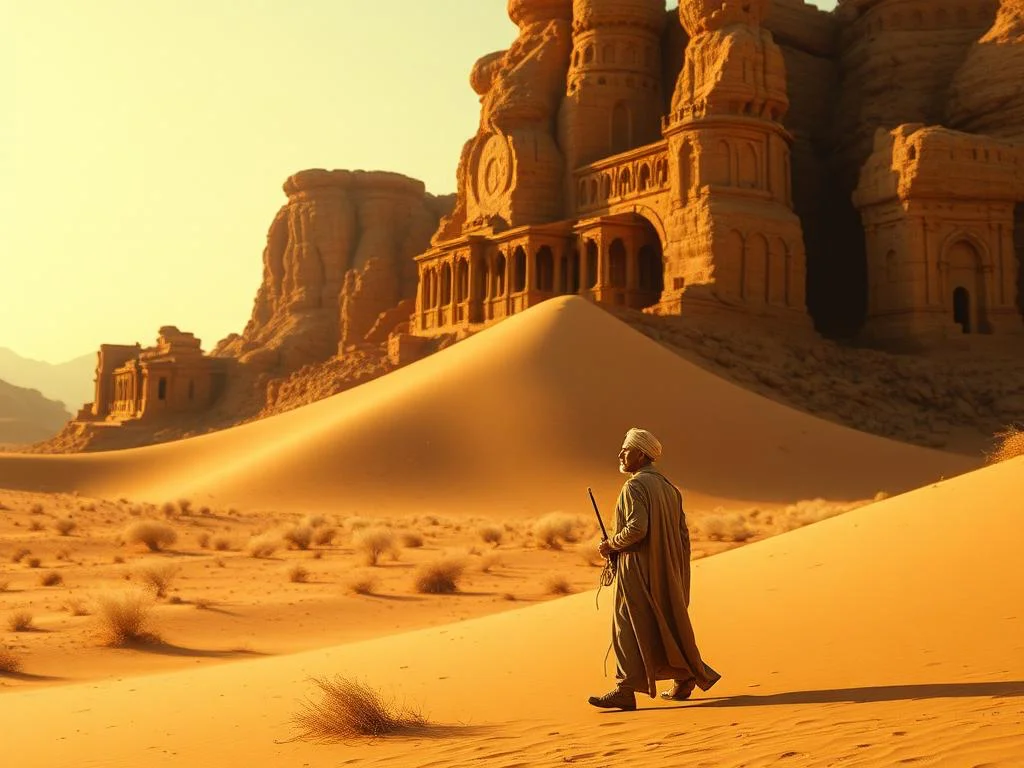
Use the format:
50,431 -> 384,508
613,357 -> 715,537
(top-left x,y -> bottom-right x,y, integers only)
77,327 -> 230,424
412,0 -> 1024,345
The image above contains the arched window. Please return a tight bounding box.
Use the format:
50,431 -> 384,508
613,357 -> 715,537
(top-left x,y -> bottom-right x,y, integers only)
609,239 -> 627,288
494,253 -> 507,297
536,246 -> 555,292
512,246 -> 526,293
585,240 -> 598,289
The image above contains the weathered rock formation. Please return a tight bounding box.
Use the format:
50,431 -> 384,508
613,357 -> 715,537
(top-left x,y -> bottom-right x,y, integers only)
434,0 -> 573,242
949,0 -> 1024,140
217,170 -> 452,371
0,379 -> 71,445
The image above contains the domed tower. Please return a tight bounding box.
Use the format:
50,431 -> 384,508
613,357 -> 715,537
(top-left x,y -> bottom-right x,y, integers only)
557,0 -> 666,177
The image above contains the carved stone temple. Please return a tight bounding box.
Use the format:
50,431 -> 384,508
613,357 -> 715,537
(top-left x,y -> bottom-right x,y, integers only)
412,0 -> 1024,345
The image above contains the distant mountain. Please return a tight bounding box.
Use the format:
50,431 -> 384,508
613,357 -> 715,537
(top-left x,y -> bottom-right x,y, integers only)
0,378 -> 72,445
0,347 -> 95,412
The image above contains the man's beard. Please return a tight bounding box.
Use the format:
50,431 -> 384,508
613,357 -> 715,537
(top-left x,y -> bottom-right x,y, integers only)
619,463 -> 630,474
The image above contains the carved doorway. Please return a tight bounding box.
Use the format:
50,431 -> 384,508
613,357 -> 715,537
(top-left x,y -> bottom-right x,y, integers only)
953,286 -> 971,334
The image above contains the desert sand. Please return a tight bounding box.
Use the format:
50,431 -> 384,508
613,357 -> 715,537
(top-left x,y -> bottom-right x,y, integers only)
1,297 -> 1019,766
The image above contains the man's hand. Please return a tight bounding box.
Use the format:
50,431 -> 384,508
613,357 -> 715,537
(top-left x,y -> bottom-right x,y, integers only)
598,540 -> 615,558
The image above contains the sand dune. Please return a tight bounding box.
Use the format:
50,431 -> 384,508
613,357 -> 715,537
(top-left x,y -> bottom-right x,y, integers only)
0,297 -> 974,516
3,455 -> 1020,767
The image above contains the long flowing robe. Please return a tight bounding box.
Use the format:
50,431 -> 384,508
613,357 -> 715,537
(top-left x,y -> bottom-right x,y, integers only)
609,464 -> 717,698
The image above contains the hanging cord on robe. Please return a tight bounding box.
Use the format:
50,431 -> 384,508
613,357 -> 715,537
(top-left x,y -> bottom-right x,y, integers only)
596,557 -> 616,676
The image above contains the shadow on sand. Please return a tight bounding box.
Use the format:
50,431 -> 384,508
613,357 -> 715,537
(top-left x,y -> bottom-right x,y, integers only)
659,680 -> 1024,710
116,640 -> 267,659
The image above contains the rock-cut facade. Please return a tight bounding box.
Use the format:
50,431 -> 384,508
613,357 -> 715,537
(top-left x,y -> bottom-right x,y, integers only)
413,0 -> 1024,346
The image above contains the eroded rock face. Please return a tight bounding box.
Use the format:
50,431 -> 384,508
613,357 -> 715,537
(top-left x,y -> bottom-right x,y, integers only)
948,0 -> 1024,139
216,170 -> 450,371
433,0 -> 573,241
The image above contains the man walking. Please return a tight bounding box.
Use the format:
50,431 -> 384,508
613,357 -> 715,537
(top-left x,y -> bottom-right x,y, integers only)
589,427 -> 720,711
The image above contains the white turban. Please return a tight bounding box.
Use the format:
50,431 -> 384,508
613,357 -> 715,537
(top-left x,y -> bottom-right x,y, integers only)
622,428 -> 663,462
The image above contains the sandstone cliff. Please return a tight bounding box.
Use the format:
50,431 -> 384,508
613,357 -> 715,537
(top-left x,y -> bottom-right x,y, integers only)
0,379 -> 71,446
948,0 -> 1024,139
215,170 -> 452,372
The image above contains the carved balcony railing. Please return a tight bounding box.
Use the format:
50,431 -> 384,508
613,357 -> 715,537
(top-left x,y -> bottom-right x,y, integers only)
573,140 -> 670,216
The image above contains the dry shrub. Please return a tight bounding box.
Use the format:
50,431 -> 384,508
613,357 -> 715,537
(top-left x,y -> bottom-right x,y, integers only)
478,524 -> 504,547
987,425 -> 1024,464
478,552 -> 502,573
399,531 -> 423,548
113,555 -> 125,564
29,519 -> 45,531
196,532 -> 211,549
11,548 -> 30,564
0,647 -> 21,674
313,527 -> 338,546
40,571 -> 63,587
177,498 -> 193,516
55,548 -> 71,561
135,562 -> 180,598
94,589 -> 160,646
301,513 -> 327,529
63,597 -> 90,616
123,521 -> 177,552
55,518 -> 77,536
247,532 -> 281,558
195,598 -> 213,610
26,557 -> 41,568
545,575 -> 573,595
160,501 -> 177,518
284,525 -> 314,551
700,512 -> 754,542
346,574 -> 378,596
532,513 -> 583,550
413,558 -> 466,594
346,516 -> 371,532
212,536 -> 232,551
290,675 -> 428,742
29,503 -> 44,515
354,528 -> 398,566
778,498 -> 867,532
0,580 -> 8,593
7,610 -> 33,632
288,564 -> 310,583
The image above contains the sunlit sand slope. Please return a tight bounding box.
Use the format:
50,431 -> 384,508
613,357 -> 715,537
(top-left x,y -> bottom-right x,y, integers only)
0,297 -> 974,515
4,456 -> 1021,768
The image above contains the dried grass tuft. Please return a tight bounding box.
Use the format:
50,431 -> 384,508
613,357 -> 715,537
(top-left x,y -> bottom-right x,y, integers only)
55,518 -> 77,536
135,562 -> 179,598
399,531 -> 423,548
247,532 -> 281,558
700,511 -> 755,542
544,575 -> 573,595
7,610 -> 34,632
413,558 -> 466,594
122,521 -> 177,552
312,527 -> 338,546
39,571 -> 63,587
283,525 -> 314,550
531,513 -> 583,550
987,425 -> 1024,464
354,528 -> 398,567
0,647 -> 21,674
346,574 -> 378,596
478,524 -> 504,547
288,564 -> 310,583
94,589 -> 161,646
290,675 -> 428,742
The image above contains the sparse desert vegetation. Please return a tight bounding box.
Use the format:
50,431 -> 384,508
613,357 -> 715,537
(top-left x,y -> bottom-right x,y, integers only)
354,527 -> 398,566
94,589 -> 160,646
135,562 -> 179,598
7,610 -> 34,632
122,521 -> 178,552
988,425 -> 1024,464
532,513 -> 583,550
288,564 -> 310,583
414,558 -> 466,594
0,646 -> 22,674
55,518 -> 77,536
544,575 -> 573,595
290,675 -> 428,741
246,532 -> 281,558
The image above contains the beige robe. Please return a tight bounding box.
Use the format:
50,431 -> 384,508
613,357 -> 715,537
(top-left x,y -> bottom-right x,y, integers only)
609,465 -> 717,698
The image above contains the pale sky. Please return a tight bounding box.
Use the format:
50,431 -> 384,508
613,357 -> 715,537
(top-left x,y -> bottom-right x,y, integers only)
3,0 -> 838,364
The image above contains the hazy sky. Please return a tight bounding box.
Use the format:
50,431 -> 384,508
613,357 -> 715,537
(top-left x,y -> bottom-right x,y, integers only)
4,0 -> 839,364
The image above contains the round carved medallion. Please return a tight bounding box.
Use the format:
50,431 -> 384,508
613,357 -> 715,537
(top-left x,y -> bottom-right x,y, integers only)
476,133 -> 512,207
